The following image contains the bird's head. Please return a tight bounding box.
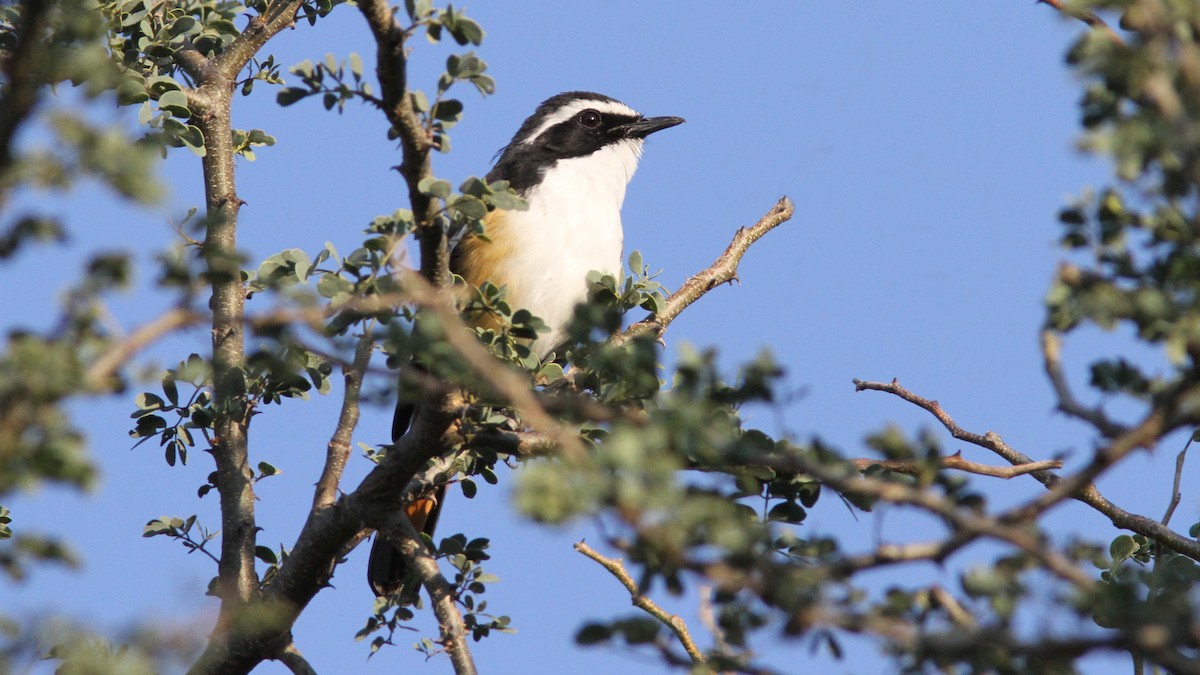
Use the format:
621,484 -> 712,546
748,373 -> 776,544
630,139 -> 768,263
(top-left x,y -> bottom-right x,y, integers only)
488,91 -> 684,194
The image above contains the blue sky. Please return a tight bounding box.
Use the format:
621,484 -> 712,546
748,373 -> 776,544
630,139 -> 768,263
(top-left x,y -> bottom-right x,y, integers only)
4,3 -> 1192,674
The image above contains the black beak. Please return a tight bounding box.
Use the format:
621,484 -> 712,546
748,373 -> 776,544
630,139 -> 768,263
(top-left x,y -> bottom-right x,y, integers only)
613,115 -> 685,139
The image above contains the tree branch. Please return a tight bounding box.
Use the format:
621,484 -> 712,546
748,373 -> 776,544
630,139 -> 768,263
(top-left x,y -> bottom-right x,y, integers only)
776,452 -> 1096,590
854,378 -> 1200,561
574,540 -> 706,664
274,641 -> 316,675
312,331 -> 374,509
850,452 -> 1061,479
617,197 -> 794,344
380,511 -> 478,675
1162,437 -> 1190,526
1040,330 -> 1127,438
210,1 -> 305,81
400,270 -> 589,463
357,0 -> 447,285
84,307 -> 204,391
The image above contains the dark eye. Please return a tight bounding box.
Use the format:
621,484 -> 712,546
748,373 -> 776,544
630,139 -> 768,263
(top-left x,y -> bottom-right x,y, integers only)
579,110 -> 602,128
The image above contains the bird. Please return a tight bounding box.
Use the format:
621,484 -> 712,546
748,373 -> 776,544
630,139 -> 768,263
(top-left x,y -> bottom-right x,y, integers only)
368,91 -> 683,598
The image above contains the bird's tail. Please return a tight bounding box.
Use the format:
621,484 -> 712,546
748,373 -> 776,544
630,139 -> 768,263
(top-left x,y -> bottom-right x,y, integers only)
367,483 -> 447,599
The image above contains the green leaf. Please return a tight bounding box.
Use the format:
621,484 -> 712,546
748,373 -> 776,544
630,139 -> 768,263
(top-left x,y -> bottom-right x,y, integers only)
449,194 -> 487,220
146,75 -> 182,95
255,545 -> 278,565
573,619 -> 609,638
157,90 -> 190,117
277,87 -> 310,106
136,392 -> 165,410
1110,534 -> 1137,563
418,177 -> 452,199
178,125 -> 206,156
317,274 -> 353,298
627,250 -> 643,274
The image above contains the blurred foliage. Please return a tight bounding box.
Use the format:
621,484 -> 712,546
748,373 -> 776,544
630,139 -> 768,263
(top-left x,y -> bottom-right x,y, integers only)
3,0 -> 1200,673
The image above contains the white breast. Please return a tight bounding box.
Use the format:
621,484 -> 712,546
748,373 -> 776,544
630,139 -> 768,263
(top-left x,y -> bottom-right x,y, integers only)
502,138 -> 644,354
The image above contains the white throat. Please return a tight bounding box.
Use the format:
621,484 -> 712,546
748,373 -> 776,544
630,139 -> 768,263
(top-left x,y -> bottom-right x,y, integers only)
503,138 -> 645,354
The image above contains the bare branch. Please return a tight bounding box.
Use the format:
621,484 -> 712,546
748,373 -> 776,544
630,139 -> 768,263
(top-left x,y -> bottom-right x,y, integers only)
574,541 -> 706,664
793,455 -> 1097,589
380,513 -> 478,675
1008,409 -> 1165,522
617,197 -> 794,344
1040,330 -> 1127,438
313,332 -> 374,509
850,452 -> 1061,479
854,378 -> 1200,561
84,307 -> 204,391
1162,437 -> 1190,527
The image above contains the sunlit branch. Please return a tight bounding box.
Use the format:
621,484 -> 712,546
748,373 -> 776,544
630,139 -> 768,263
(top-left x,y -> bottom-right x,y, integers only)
617,197 -> 794,344
854,377 -> 1200,561
84,307 -> 204,391
850,452 -> 1061,479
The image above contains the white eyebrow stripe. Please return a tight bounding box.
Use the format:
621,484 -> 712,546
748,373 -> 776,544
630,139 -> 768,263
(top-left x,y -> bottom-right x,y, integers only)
521,99 -> 640,145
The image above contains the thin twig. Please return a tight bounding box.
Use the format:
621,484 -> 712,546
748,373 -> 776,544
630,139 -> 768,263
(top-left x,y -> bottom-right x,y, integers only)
854,378 -> 1200,561
574,541 -> 706,664
785,453 -> 1096,589
850,452 -> 1061,479
1161,436 -> 1191,527
616,197 -> 794,344
929,585 -> 977,628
